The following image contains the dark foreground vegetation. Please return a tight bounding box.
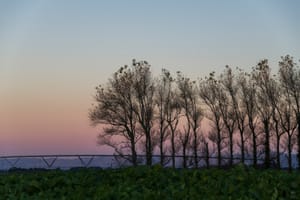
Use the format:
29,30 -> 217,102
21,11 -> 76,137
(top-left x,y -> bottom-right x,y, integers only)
1,165 -> 299,199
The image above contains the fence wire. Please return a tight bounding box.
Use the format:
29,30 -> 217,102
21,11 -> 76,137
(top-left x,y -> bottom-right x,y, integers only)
1,154 -> 292,171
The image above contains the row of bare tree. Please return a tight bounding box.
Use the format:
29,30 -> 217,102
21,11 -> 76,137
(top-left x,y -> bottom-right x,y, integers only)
89,55 -> 300,170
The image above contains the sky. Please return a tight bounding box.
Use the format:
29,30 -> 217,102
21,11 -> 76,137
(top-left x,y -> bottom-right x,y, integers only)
0,0 -> 299,155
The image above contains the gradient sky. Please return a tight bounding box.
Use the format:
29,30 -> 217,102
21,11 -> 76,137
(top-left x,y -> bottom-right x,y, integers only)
0,0 -> 299,155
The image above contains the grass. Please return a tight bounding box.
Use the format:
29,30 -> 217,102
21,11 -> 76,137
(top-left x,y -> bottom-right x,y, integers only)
0,164 -> 299,199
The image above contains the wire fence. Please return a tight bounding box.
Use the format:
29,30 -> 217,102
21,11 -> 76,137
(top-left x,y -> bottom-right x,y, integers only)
1,154 -> 291,171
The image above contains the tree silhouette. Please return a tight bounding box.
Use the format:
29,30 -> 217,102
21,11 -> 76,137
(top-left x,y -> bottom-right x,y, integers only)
176,72 -> 203,168
199,72 -> 225,168
252,59 -> 273,168
90,55 -> 300,169
131,60 -> 156,166
238,70 -> 259,167
219,66 -> 237,166
89,63 -> 139,165
279,55 -> 300,168
155,69 -> 173,166
163,71 -> 181,168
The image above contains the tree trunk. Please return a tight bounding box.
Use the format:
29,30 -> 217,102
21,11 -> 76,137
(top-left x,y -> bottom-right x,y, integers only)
205,142 -> 210,169
217,130 -> 222,168
276,135 -> 281,169
240,131 -> 245,164
263,120 -> 270,168
160,132 -> 164,166
249,121 -> 257,167
297,114 -> 300,169
146,132 -> 152,166
183,144 -> 187,168
171,129 -> 176,168
274,119 -> 281,169
252,134 -> 257,167
288,134 -> 292,172
193,130 -> 198,168
229,131 -> 233,166
131,138 -> 137,166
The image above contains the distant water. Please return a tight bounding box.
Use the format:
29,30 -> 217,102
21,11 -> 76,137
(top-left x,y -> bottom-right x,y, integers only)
0,156 -> 119,170
0,154 -> 298,170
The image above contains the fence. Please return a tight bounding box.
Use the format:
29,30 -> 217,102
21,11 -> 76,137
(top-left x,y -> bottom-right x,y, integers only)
0,154 -> 278,171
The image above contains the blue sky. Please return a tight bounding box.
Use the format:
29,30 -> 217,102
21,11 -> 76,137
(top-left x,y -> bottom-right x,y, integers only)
0,0 -> 299,154
1,0 -> 299,77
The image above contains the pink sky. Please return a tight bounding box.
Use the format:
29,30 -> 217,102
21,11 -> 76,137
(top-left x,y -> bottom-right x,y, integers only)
1,1 -> 299,156
0,82 -> 112,155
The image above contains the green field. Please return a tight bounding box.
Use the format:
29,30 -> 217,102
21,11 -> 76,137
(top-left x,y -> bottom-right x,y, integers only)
0,165 -> 299,200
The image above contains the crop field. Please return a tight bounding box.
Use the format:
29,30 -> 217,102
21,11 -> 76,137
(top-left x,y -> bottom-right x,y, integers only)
0,165 -> 299,199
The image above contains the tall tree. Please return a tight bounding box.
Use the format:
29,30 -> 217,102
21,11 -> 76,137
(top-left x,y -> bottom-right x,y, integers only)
164,72 -> 182,168
219,66 -> 237,166
238,70 -> 259,167
278,91 -> 297,171
132,60 -> 156,166
189,82 -> 203,168
267,76 -> 284,168
155,69 -> 173,166
232,67 -> 248,164
177,72 -> 203,168
252,59 -> 273,168
176,72 -> 192,168
278,55 -> 300,168
199,72 -> 225,168
89,64 -> 139,166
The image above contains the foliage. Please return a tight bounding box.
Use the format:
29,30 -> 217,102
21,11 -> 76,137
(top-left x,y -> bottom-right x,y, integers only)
1,166 -> 299,199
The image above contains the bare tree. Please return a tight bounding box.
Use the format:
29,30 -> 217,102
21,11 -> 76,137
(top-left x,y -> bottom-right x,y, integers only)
267,76 -> 285,168
176,72 -> 203,168
278,93 -> 297,171
252,59 -> 273,168
155,69 -> 173,166
89,64 -> 140,166
176,72 -> 192,168
131,60 -> 156,166
166,98 -> 182,168
164,72 -> 182,168
231,67 -> 248,164
189,83 -> 203,168
278,55 -> 300,168
199,72 -> 225,168
239,70 -> 259,167
219,66 -> 237,166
